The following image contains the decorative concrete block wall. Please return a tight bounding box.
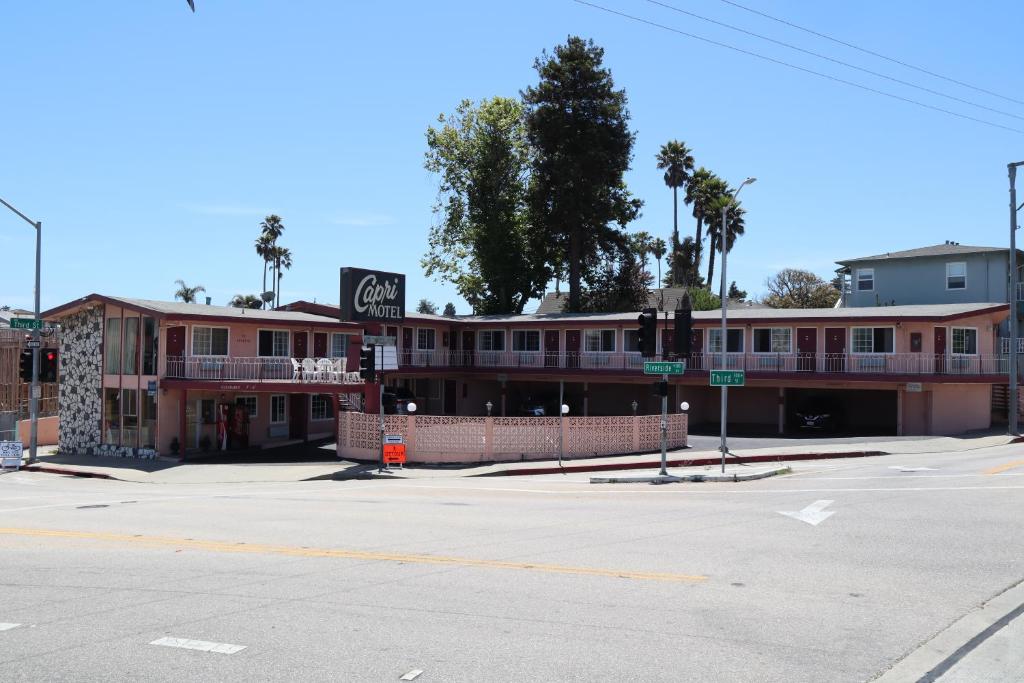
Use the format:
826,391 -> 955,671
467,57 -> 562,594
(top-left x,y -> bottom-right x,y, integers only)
58,305 -> 103,454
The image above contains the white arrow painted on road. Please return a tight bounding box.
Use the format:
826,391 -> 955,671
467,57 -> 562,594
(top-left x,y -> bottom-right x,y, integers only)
779,500 -> 835,526
888,466 -> 937,472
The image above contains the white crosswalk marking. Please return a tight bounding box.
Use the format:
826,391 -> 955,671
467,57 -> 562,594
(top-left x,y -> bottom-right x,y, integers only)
150,637 -> 246,654
0,623 -> 22,631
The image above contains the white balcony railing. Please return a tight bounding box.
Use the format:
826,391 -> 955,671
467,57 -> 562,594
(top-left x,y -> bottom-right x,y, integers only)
165,356 -> 360,383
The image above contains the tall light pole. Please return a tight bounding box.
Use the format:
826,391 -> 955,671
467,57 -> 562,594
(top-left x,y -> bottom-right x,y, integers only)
0,196 -> 42,464
719,177 -> 756,472
1009,163 -> 1023,435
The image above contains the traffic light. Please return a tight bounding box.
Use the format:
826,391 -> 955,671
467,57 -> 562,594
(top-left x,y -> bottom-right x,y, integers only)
674,293 -> 693,359
637,307 -> 657,358
359,345 -> 376,382
18,349 -> 33,382
41,349 -> 58,383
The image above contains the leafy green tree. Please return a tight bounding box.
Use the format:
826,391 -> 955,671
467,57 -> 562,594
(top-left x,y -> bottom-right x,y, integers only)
763,269 -> 841,308
523,36 -> 642,312
579,251 -> 652,313
705,194 -> 746,293
629,231 -> 654,280
173,280 -> 205,304
655,140 -> 695,285
727,281 -> 748,301
665,237 -> 705,288
443,302 -> 457,316
424,97 -> 547,314
687,286 -> 721,311
416,299 -> 438,315
229,294 -> 264,309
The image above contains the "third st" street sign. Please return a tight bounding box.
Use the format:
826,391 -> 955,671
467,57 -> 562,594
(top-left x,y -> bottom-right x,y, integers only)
710,370 -> 745,386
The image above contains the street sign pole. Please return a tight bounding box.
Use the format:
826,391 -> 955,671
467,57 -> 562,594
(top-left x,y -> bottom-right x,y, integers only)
659,373 -> 668,476
378,365 -> 385,474
30,220 -> 41,465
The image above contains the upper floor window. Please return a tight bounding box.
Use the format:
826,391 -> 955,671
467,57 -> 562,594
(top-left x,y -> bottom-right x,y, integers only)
946,262 -> 966,290
478,330 -> 505,351
584,329 -> 616,353
753,327 -> 792,353
123,317 -> 139,375
330,333 -> 350,358
193,326 -> 228,356
258,330 -> 289,357
852,327 -> 894,354
142,316 -> 157,375
623,329 -> 641,353
512,330 -> 540,352
708,328 -> 744,353
951,328 -> 977,355
417,328 -> 436,350
104,317 -> 121,374
856,268 -> 874,291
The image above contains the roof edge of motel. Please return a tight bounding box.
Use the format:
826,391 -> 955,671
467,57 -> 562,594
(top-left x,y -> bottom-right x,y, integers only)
835,243 -> 1021,266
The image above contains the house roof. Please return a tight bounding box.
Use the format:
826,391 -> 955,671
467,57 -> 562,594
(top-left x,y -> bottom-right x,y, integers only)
836,243 -> 1009,266
535,288 -> 770,314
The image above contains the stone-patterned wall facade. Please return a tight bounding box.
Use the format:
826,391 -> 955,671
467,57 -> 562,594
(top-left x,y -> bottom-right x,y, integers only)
58,305 -> 103,454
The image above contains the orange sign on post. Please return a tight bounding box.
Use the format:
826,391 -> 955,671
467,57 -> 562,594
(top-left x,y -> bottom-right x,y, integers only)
383,443 -> 406,465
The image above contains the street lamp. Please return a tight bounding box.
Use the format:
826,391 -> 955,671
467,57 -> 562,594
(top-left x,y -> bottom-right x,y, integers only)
719,177 -> 756,473
1008,162 -> 1024,436
407,402 -> 417,414
0,196 -> 42,464
558,403 -> 569,467
631,400 -> 638,416
680,402 -> 689,411
485,400 -> 493,417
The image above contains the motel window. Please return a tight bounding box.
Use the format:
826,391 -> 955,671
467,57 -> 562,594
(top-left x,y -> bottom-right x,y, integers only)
951,328 -> 978,355
856,268 -> 874,291
141,392 -> 156,449
270,395 -> 287,423
584,329 -> 616,352
142,316 -> 157,375
258,330 -> 289,357
753,328 -> 792,353
330,333 -> 350,358
311,394 -> 333,421
478,330 -> 505,351
193,326 -> 228,356
123,316 -> 139,375
122,388 -> 138,445
512,330 -> 541,352
417,328 -> 436,350
623,329 -> 641,353
200,399 -> 216,424
236,395 -> 258,419
103,388 -> 120,444
708,329 -> 744,353
104,317 -> 121,374
852,327 -> 894,354
946,262 -> 966,290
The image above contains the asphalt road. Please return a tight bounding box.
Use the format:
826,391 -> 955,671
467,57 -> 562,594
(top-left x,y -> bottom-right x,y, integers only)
1,445 -> 1022,682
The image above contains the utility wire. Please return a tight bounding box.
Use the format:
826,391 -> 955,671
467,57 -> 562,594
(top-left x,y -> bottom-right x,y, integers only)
715,0 -> 1024,108
572,0 -> 1024,136
644,0 -> 1024,122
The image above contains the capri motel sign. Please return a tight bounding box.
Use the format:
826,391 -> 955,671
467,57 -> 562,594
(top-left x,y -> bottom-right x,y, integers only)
339,267 -> 406,323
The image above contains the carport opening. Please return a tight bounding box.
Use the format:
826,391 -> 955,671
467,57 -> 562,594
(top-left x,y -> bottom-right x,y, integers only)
787,388 -> 897,436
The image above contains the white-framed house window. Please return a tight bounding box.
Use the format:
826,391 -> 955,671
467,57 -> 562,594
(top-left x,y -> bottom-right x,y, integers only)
851,327 -> 895,354
951,327 -> 978,355
310,394 -> 333,421
270,394 -> 287,423
192,326 -> 229,356
708,328 -> 744,353
258,329 -> 290,357
584,329 -> 616,352
752,328 -> 792,353
417,328 -> 436,350
330,333 -> 350,358
478,330 -> 506,351
946,262 -> 967,290
512,330 -> 541,352
856,268 -> 874,292
236,395 -> 257,419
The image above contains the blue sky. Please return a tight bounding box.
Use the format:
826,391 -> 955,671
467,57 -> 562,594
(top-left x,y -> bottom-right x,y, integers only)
2,1 -> 1021,313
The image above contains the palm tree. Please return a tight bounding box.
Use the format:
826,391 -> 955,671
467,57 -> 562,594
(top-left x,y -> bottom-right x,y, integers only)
704,195 -> 746,295
686,169 -> 729,272
271,246 -> 292,308
655,141 -> 695,285
630,231 -> 654,280
229,294 -> 263,309
651,237 -> 667,292
173,280 -> 206,304
254,233 -> 274,307
257,215 -> 284,309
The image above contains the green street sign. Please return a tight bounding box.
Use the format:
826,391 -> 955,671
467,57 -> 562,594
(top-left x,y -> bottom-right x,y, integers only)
710,369 -> 745,386
10,318 -> 42,330
643,361 -> 686,375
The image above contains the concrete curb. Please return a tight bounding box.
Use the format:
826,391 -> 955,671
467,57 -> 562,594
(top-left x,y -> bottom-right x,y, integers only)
590,466 -> 791,484
496,450 -> 886,476
21,465 -> 117,480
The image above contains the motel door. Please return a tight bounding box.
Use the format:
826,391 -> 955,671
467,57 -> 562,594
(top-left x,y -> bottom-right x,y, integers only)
824,327 -> 846,372
167,326 -> 186,359
934,327 -> 946,374
403,327 -> 414,365
462,331 -> 475,367
661,329 -> 675,361
289,394 -> 307,440
565,329 -> 581,369
313,332 -> 328,358
797,328 -> 817,372
544,330 -> 560,367
689,328 -> 704,369
293,331 -> 307,359
444,379 -> 457,414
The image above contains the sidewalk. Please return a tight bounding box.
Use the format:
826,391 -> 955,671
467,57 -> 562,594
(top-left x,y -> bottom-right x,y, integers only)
12,432 -> 1015,484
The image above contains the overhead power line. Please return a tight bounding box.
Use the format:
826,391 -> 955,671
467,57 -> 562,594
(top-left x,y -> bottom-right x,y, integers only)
571,0 -> 1024,136
714,0 -> 1024,107
643,0 -> 1024,122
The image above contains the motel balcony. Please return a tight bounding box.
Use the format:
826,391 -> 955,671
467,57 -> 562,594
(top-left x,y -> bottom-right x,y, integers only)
165,356 -> 362,384
395,350 -> 1009,378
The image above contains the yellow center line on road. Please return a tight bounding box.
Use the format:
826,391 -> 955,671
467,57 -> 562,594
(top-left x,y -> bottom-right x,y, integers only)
0,527 -> 707,584
983,459 -> 1024,475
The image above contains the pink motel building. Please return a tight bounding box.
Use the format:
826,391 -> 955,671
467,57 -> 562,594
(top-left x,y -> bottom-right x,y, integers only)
43,294 -> 1009,459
